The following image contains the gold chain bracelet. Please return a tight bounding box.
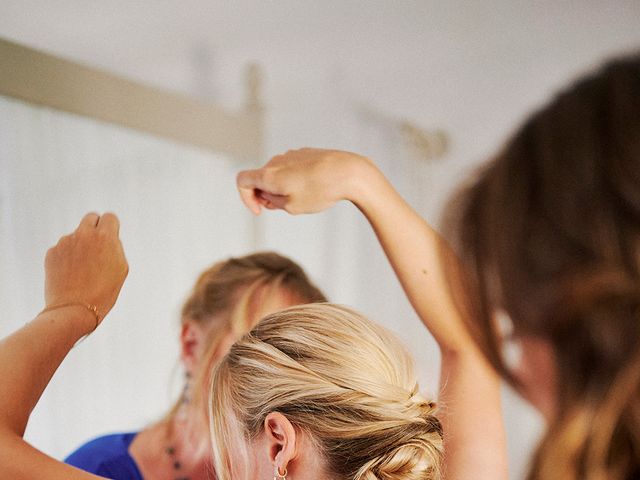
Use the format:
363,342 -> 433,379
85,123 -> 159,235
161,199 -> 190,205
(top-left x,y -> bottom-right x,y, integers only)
40,302 -> 101,332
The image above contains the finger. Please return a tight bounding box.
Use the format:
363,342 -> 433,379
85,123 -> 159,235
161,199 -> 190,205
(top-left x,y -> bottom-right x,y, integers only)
257,191 -> 289,210
237,169 -> 266,190
78,212 -> 100,231
255,194 -> 276,210
237,170 -> 266,215
238,185 -> 262,215
96,212 -> 120,235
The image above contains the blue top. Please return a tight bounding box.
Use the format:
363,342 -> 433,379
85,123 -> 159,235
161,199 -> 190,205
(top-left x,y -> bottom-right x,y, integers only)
65,432 -> 143,480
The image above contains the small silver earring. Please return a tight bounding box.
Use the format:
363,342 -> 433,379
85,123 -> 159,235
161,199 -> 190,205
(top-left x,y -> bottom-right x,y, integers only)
176,371 -> 192,422
495,309 -> 522,370
273,466 -> 287,480
181,371 -> 192,405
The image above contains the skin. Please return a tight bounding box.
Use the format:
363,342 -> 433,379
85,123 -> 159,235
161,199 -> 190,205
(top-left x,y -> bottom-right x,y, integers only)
496,311 -> 558,420
236,148 -> 509,480
514,336 -> 558,421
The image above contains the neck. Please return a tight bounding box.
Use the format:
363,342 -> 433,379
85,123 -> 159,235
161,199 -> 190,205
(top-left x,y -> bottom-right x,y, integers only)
130,415 -> 211,480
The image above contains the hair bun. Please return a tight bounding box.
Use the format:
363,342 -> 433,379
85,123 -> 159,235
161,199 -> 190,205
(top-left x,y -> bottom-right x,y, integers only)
356,425 -> 443,480
354,389 -> 443,480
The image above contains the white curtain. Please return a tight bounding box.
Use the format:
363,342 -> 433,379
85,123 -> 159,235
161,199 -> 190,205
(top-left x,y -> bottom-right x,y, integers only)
0,95 -> 253,458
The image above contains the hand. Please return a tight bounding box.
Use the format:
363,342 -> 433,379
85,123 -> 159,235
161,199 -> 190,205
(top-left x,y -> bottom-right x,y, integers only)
236,148 -> 376,215
44,213 -> 129,324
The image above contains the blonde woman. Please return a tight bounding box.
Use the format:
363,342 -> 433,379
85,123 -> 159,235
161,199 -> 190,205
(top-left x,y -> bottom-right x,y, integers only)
65,252 -> 326,480
236,148 -> 508,480
0,214 -> 457,480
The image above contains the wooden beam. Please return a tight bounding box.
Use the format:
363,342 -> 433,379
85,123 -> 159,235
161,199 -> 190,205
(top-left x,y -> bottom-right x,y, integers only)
0,37 -> 262,164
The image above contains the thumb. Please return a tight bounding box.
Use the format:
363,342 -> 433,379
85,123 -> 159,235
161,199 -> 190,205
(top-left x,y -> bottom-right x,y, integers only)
236,169 -> 264,215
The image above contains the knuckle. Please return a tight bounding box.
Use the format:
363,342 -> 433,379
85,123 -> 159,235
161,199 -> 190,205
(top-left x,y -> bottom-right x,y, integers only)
75,227 -> 89,238
262,167 -> 277,185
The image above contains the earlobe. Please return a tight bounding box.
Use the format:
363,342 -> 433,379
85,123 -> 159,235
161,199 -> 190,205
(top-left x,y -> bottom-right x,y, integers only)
274,465 -> 288,479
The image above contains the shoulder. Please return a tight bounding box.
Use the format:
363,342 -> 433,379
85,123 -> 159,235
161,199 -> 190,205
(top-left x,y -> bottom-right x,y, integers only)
65,432 -> 142,480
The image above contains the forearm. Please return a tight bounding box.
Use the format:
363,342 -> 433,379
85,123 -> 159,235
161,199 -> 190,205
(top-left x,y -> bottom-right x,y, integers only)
0,307 -> 95,435
346,158 -> 474,354
0,213 -> 126,480
439,354 -> 507,480
0,433 -> 106,480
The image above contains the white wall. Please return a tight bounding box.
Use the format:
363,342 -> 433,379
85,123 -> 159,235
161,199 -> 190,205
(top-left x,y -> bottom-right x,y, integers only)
1,2 -> 639,478
0,94 -> 255,456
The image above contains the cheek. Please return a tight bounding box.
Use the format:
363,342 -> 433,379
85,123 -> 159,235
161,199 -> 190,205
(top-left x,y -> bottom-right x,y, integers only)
225,438 -> 254,480
513,337 -> 558,421
247,434 -> 274,480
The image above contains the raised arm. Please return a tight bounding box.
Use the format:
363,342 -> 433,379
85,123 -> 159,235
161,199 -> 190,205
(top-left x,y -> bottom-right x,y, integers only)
0,213 -> 128,480
237,148 -> 508,480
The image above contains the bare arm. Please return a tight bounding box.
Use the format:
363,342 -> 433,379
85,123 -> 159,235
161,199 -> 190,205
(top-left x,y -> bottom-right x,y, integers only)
237,148 -> 508,480
347,161 -> 507,480
0,213 -> 128,480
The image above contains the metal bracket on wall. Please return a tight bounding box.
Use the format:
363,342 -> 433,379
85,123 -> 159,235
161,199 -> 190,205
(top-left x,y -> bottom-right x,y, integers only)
357,104 -> 449,163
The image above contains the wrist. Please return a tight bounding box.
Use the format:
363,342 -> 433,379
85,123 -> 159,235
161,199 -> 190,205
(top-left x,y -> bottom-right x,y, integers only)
37,303 -> 100,338
342,155 -> 393,210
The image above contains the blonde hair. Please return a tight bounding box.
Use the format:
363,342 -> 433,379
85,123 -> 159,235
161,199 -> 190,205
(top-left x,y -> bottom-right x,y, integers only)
210,303 -> 443,480
168,252 -> 326,424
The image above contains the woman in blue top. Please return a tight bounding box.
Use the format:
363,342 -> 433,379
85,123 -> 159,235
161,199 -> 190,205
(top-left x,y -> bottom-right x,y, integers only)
65,251 -> 327,480
65,433 -> 141,480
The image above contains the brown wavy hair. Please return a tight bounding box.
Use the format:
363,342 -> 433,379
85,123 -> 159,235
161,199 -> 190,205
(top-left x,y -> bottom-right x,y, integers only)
444,54 -> 640,479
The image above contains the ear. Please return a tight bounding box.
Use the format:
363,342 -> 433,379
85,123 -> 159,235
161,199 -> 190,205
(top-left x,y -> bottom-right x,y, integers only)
180,320 -> 206,373
263,412 -> 298,475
